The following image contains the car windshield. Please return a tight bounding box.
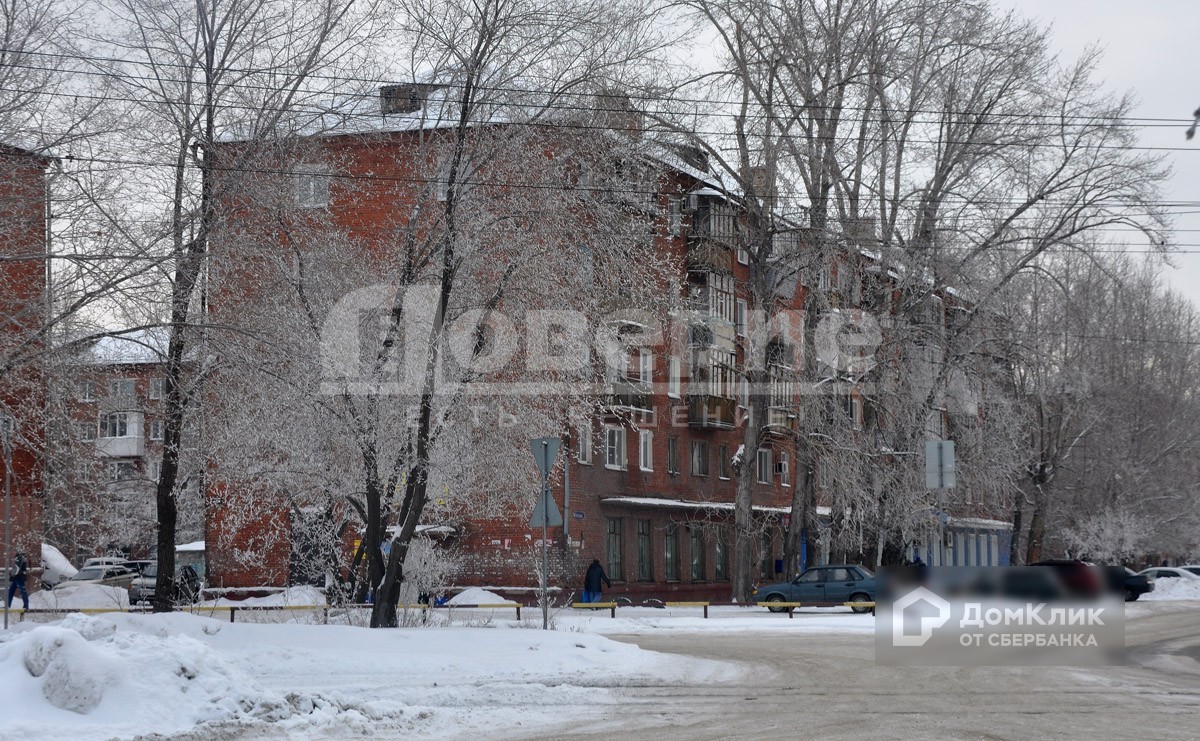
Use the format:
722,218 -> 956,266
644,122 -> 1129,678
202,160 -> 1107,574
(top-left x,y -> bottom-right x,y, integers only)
857,566 -> 874,577
1184,567 -> 1200,576
72,567 -> 104,580
142,564 -> 158,578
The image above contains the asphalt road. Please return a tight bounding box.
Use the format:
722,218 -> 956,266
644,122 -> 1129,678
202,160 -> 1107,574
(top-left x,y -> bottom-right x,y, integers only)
531,602 -> 1200,741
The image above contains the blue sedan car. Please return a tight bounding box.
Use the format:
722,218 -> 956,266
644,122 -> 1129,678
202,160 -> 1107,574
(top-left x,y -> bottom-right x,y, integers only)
752,564 -> 877,613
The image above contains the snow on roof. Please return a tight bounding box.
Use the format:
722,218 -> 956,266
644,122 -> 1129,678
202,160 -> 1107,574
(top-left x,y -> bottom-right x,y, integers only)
947,517 -> 1012,530
175,540 -> 205,552
83,328 -> 170,365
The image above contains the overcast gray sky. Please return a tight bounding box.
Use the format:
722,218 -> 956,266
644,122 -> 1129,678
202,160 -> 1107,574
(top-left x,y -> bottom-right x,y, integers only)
1003,0 -> 1200,307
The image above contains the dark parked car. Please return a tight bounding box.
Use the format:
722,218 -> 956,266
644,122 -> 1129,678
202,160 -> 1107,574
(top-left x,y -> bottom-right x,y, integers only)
752,565 -> 877,613
1029,560 -> 1104,598
129,563 -> 202,605
1117,567 -> 1154,602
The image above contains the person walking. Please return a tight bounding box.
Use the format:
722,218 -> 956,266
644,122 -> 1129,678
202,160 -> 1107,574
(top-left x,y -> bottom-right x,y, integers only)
7,552 -> 30,610
582,559 -> 611,604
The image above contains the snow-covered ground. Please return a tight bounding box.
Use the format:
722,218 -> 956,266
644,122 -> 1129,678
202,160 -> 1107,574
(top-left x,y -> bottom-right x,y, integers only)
4,581 -> 1195,740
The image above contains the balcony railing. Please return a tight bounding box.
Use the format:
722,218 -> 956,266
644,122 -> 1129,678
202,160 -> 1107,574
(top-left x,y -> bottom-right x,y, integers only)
604,378 -> 652,412
688,394 -> 737,429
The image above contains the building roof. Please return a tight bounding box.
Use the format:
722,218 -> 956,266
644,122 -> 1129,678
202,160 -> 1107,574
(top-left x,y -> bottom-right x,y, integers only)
81,328 -> 170,366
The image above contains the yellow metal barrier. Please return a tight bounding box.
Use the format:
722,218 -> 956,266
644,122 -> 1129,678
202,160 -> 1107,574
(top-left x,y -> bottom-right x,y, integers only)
571,601 -> 617,618
664,601 -> 710,618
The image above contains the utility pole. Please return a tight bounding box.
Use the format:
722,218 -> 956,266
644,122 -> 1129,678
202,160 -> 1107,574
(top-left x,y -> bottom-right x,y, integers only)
3,415 -> 13,630
528,437 -> 562,630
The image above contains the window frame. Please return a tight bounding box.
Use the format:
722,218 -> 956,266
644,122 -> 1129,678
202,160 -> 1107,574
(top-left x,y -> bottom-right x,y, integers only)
690,527 -> 706,581
690,439 -> 709,477
577,427 -> 592,465
638,429 -> 653,472
294,163 -> 331,209
636,519 -> 653,581
667,436 -> 680,475
668,355 -> 681,398
664,523 -> 680,582
756,448 -> 773,484
717,444 -> 730,480
606,517 -> 624,581
149,377 -> 166,401
604,425 -> 627,470
101,412 -> 129,439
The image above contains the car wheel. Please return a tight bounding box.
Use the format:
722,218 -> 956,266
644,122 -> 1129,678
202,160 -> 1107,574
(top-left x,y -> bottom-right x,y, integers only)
765,594 -> 787,613
849,592 -> 872,613
1125,588 -> 1138,602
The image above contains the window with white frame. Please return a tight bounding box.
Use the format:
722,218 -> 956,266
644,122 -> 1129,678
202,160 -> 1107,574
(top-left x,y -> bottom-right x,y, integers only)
691,440 -> 709,476
76,381 -> 96,402
577,427 -> 592,464
604,426 -> 627,470
149,419 -> 164,441
148,459 -> 161,481
149,377 -> 166,400
295,164 -> 331,208
668,356 -> 681,398
756,448 -> 773,484
667,436 -> 680,475
667,196 -> 682,236
638,348 -> 653,386
638,429 -> 653,471
77,421 -> 97,441
737,247 -> 749,265
779,452 -> 790,486
100,412 -> 129,438
717,444 -> 730,479
710,273 -> 735,323
735,299 -> 748,336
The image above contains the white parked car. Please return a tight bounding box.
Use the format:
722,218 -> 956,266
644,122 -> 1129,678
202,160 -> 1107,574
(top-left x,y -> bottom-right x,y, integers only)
1136,567 -> 1200,581
66,565 -> 138,589
1179,565 -> 1200,577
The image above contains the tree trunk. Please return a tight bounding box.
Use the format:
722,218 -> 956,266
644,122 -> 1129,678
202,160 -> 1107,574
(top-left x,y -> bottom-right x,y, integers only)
1024,485 -> 1048,564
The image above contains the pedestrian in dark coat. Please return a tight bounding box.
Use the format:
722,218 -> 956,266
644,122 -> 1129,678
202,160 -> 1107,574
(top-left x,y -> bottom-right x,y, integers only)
582,559 -> 611,603
7,552 -> 30,610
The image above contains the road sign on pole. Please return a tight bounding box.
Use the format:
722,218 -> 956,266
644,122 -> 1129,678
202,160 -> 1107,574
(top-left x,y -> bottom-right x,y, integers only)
529,437 -> 562,630
925,439 -> 956,489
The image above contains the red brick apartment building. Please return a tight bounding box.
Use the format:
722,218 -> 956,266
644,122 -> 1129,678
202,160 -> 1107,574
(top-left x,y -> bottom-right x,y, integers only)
205,86 -> 1011,598
0,144 -> 49,577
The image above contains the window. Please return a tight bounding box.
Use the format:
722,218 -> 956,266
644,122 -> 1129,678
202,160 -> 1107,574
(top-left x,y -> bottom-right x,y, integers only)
664,524 -> 679,581
76,381 -> 96,402
638,429 -> 653,471
106,461 -> 135,482
691,440 -> 709,476
668,356 -> 681,398
108,379 -> 135,398
690,528 -> 705,581
756,448 -> 772,484
605,426 -> 626,470
77,421 -> 97,441
710,273 -> 735,323
715,528 -> 728,580
637,520 -> 653,581
779,452 -> 790,486
606,517 -> 624,581
667,436 -> 680,475
667,196 -> 682,236
101,412 -> 129,438
737,248 -> 749,265
149,419 -> 164,441
148,460 -> 161,481
735,299 -> 748,336
638,348 -> 653,385
149,377 -> 165,400
577,427 -> 592,465
295,164 -> 330,208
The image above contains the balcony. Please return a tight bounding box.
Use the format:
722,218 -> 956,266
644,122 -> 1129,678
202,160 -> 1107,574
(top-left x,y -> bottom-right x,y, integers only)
685,239 -> 731,272
688,394 -> 737,429
765,406 -> 795,434
95,434 -> 145,458
604,378 -> 652,412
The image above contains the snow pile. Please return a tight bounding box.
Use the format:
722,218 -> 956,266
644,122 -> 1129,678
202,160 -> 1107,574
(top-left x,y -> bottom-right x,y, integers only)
1143,576 -> 1200,601
199,585 -> 327,608
0,613 -> 338,738
41,544 -> 78,584
30,584 -> 130,610
448,587 -> 517,605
